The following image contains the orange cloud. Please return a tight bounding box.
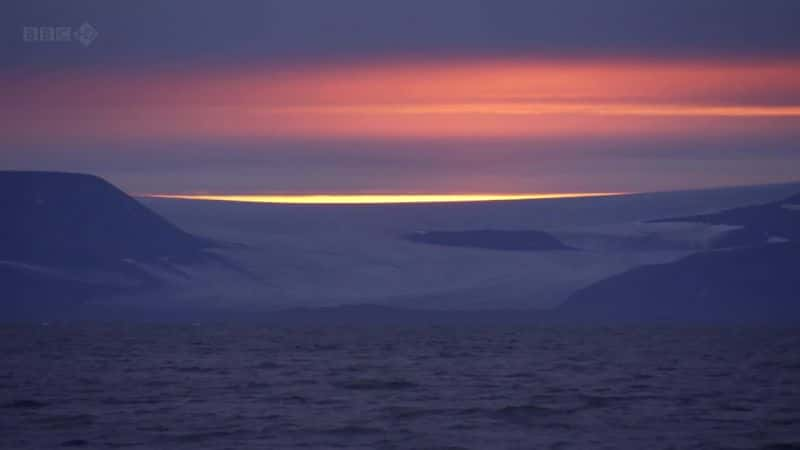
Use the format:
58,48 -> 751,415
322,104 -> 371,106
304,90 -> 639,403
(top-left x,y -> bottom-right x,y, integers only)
2,57 -> 799,141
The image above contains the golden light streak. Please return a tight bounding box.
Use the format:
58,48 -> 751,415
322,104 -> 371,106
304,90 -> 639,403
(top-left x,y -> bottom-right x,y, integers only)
143,192 -> 626,204
275,103 -> 800,117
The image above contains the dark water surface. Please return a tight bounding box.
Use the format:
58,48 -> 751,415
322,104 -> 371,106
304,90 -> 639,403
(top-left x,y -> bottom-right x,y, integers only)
1,325 -> 799,449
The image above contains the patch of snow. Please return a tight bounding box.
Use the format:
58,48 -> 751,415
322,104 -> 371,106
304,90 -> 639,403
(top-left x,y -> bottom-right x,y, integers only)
554,222 -> 740,252
0,260 -> 57,275
768,236 -> 790,243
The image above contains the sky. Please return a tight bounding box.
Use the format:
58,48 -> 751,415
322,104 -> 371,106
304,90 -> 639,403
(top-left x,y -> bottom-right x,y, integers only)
2,0 -> 800,196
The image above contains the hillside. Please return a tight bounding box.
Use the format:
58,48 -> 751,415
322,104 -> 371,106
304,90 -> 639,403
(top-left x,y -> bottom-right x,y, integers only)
557,242 -> 800,323
0,171 -> 216,318
650,191 -> 800,248
0,171 -> 210,267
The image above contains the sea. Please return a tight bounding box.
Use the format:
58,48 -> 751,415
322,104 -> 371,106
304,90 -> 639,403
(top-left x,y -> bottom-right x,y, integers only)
1,324 -> 799,449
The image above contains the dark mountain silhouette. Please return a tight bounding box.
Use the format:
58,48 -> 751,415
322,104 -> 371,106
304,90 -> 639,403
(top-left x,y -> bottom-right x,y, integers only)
0,171 -> 211,266
1,171 -> 215,318
557,242 -> 800,323
405,229 -> 572,251
650,191 -> 800,248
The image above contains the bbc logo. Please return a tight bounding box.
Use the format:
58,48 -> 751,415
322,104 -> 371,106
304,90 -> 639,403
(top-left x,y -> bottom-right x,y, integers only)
23,22 -> 97,47
24,26 -> 72,42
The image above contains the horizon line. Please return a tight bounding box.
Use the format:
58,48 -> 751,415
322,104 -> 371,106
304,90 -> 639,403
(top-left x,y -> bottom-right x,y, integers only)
141,192 -> 627,205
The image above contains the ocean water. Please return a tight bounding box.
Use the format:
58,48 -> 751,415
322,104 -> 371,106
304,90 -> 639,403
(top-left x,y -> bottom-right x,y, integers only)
1,325 -> 799,449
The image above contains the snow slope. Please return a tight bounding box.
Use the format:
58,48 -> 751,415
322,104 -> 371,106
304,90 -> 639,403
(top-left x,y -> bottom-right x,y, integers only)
127,182 -> 800,311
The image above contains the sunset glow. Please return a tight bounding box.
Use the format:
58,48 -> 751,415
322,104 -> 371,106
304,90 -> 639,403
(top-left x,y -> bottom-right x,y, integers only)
4,58 -> 800,141
144,192 -> 625,205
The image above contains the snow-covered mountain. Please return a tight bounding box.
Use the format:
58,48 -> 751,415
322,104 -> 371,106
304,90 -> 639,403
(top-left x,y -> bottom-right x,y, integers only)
3,170 -> 799,322
0,171 -> 224,317
557,242 -> 800,323
553,190 -> 800,323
